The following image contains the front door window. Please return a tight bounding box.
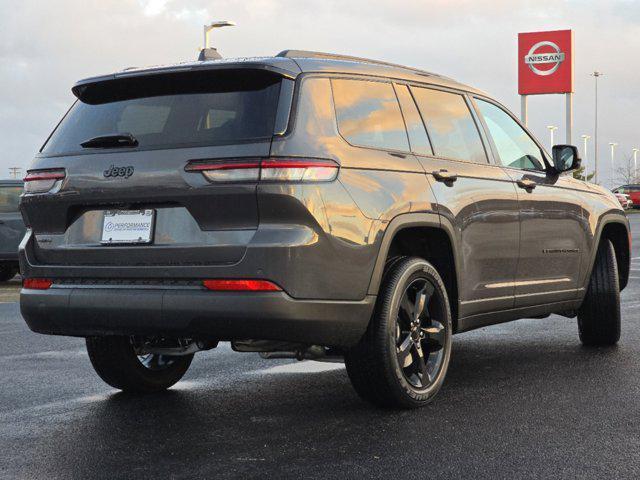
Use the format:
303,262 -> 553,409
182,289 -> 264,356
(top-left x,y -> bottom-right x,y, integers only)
476,99 -> 546,171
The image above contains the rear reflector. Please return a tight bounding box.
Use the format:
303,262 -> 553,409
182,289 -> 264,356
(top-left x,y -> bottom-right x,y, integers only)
202,279 -> 282,292
185,158 -> 339,183
23,278 -> 53,290
24,169 -> 66,194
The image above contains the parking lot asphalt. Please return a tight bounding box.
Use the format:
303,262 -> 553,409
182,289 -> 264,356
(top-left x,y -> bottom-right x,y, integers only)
2,216 -> 640,479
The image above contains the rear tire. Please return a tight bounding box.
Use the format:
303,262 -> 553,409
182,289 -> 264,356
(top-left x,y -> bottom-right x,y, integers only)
86,336 -> 193,393
577,239 -> 621,346
345,257 -> 452,409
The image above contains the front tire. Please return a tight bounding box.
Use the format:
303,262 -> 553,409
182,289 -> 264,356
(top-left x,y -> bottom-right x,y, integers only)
86,336 -> 193,393
345,257 -> 453,409
577,239 -> 621,346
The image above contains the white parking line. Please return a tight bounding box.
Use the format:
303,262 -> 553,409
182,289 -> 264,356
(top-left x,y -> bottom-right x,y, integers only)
0,349 -> 86,361
248,361 -> 345,375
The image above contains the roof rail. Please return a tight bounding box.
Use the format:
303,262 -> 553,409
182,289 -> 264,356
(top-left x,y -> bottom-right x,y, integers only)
276,50 -> 447,79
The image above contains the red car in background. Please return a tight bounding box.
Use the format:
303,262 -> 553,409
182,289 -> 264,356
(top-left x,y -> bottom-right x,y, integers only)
614,192 -> 633,209
613,185 -> 640,208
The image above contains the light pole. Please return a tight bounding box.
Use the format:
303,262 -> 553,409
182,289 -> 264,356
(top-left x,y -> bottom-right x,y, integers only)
633,148 -> 639,183
581,134 -> 591,181
591,71 -> 603,184
609,142 -> 618,187
547,125 -> 558,151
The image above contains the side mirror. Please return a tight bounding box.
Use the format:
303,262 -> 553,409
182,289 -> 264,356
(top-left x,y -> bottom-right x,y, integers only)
551,145 -> 581,173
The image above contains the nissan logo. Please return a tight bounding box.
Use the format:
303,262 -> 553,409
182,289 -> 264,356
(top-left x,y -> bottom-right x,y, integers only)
524,41 -> 565,76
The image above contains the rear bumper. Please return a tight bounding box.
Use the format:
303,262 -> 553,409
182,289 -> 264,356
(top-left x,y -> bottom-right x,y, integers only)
20,285 -> 375,348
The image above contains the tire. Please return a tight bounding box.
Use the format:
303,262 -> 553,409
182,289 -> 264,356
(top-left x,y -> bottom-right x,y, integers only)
577,239 -> 621,346
86,336 -> 194,393
345,256 -> 453,409
0,265 -> 18,282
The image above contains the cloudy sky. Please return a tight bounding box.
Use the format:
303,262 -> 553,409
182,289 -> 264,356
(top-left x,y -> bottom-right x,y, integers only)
1,0 -> 639,187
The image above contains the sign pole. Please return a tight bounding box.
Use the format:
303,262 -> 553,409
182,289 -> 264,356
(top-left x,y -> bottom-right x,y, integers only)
565,92 -> 573,145
521,95 -> 528,126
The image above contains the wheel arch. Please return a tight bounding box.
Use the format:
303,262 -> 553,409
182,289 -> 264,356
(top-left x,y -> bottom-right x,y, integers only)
587,215 -> 630,291
367,213 -> 461,330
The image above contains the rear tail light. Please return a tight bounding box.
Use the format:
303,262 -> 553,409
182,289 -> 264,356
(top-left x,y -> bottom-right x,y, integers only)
202,279 -> 282,292
185,160 -> 261,183
185,158 -> 339,183
24,169 -> 66,194
23,278 -> 53,290
261,159 -> 339,182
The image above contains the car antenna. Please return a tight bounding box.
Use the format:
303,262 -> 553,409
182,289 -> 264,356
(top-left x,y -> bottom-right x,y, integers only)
198,20 -> 236,61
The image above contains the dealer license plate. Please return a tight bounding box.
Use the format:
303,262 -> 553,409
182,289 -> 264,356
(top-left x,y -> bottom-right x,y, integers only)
101,209 -> 155,244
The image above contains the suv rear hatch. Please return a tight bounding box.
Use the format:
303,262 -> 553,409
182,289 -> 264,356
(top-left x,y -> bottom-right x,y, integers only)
22,67 -> 292,267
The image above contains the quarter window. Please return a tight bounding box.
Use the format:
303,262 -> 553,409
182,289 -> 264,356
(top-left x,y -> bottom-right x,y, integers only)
332,79 -> 409,152
411,87 -> 487,164
476,99 -> 545,171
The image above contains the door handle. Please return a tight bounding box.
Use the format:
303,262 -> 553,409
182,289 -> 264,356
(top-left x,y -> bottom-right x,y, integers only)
517,179 -> 536,191
432,169 -> 458,183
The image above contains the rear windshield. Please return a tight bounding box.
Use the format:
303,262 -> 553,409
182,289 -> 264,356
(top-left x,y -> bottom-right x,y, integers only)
0,186 -> 22,213
42,70 -> 282,155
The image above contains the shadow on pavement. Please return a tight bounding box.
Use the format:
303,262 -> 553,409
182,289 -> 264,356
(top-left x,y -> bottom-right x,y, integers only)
27,333 -> 636,479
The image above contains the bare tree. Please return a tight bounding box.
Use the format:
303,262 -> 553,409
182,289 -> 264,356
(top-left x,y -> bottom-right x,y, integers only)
615,154 -> 640,186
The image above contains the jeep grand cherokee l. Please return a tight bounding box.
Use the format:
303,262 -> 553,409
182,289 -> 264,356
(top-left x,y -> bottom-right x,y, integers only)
20,50 -> 630,408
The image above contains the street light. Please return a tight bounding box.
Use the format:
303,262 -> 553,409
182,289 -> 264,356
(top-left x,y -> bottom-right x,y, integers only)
203,20 -> 235,49
198,20 -> 236,60
633,148 -> 639,183
547,125 -> 558,151
581,134 -> 591,181
609,142 -> 618,187
591,71 -> 603,184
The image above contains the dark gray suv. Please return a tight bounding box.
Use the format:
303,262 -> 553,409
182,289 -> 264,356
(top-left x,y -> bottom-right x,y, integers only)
20,51 -> 630,408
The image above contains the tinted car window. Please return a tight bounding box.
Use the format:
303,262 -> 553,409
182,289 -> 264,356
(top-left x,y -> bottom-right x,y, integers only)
476,99 -> 545,171
0,186 -> 22,213
332,79 -> 409,152
42,71 -> 282,155
394,84 -> 432,156
411,87 -> 487,164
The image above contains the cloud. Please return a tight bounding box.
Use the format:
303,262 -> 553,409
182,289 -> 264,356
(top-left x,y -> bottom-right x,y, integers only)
0,0 -> 639,187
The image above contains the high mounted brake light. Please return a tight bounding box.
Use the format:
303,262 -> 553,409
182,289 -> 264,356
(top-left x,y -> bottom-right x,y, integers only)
24,169 -> 66,194
185,158 -> 339,183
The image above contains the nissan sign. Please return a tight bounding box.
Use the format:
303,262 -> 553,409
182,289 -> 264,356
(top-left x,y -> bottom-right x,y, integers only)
518,30 -> 573,95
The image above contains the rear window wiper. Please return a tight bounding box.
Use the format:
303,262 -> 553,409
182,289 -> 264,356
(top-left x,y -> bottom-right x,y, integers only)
80,133 -> 139,149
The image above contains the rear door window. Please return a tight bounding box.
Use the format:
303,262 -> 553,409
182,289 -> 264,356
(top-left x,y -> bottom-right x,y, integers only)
332,78 -> 409,152
394,84 -> 433,156
411,87 -> 487,164
42,70 -> 282,155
